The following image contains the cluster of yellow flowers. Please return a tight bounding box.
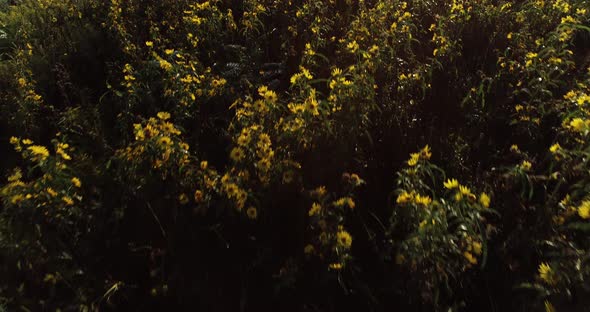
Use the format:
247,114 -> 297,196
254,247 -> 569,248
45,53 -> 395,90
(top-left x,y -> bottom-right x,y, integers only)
118,112 -> 189,171
407,145 -> 432,167
3,137 -> 82,212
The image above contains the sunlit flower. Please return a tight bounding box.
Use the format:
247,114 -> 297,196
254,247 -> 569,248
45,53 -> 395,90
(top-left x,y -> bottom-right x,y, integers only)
27,145 -> 50,161
157,111 -> 171,120
464,251 -> 477,265
71,177 -> 82,188
578,200 -> 590,219
444,178 -> 459,189
246,206 -> 257,219
336,230 -> 353,249
479,192 -> 490,208
308,202 -> 321,216
538,262 -> 555,284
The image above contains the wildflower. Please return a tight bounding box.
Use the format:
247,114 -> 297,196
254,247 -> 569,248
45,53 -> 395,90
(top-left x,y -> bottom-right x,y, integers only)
549,143 -> 561,154
331,68 -> 342,76
193,189 -> 204,203
420,145 -> 432,159
336,230 -> 353,249
397,191 -> 413,204
200,161 -> 208,170
157,111 -> 171,120
349,173 -> 364,186
544,301 -> 555,312
145,41 -> 154,47
510,144 -> 519,152
334,197 -> 355,209
479,192 -> 490,208
464,251 -> 477,265
578,200 -> 590,219
169,191 -> 186,205
164,49 -> 174,55
414,194 -> 432,206
472,241 -> 482,255
308,202 -> 321,216
311,186 -> 327,198
538,262 -> 555,284
56,147 -> 71,160
459,185 -> 472,196
444,178 -> 459,189
158,136 -> 172,146
27,145 -> 50,161
46,187 -> 58,197
570,118 -> 586,132
520,160 -> 532,171
347,40 -> 359,53
246,206 -> 257,219
230,147 -> 245,162
62,196 -> 74,206
71,177 -> 82,188
407,153 -> 420,166
329,263 -> 343,270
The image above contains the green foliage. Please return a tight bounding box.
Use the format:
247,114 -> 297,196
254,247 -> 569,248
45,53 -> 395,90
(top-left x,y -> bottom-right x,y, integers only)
0,0 -> 589,311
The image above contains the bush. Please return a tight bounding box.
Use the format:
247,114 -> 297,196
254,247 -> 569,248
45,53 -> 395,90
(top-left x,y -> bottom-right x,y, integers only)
0,0 -> 589,311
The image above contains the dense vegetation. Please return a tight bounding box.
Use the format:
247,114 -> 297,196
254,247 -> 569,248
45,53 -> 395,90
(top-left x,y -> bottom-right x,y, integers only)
1,0 -> 590,311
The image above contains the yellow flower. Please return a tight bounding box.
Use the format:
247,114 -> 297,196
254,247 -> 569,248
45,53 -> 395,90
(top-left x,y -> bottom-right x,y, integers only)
459,185 -> 472,196
311,186 -> 327,198
158,136 -> 172,146
420,145 -> 432,159
164,49 -> 174,55
538,262 -> 554,284
510,144 -> 519,152
347,40 -> 359,53
230,147 -> 245,162
464,251 -> 477,265
578,201 -> 590,219
479,192 -> 490,208
407,153 -> 420,166
472,241 -> 482,255
334,197 -> 355,209
22,139 -> 32,145
549,143 -> 561,154
246,206 -> 257,219
71,177 -> 82,188
444,178 -> 459,189
27,145 -> 50,161
336,230 -> 353,249
200,161 -> 208,170
194,189 -> 204,203
414,194 -> 432,206
157,111 -> 171,120
62,196 -> 74,206
308,202 -> 321,216
520,160 -> 532,171
179,193 -> 189,205
329,263 -> 343,270
570,118 -> 586,132
145,41 -> 154,47
396,191 -> 413,204
544,301 -> 555,312
46,187 -> 58,197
